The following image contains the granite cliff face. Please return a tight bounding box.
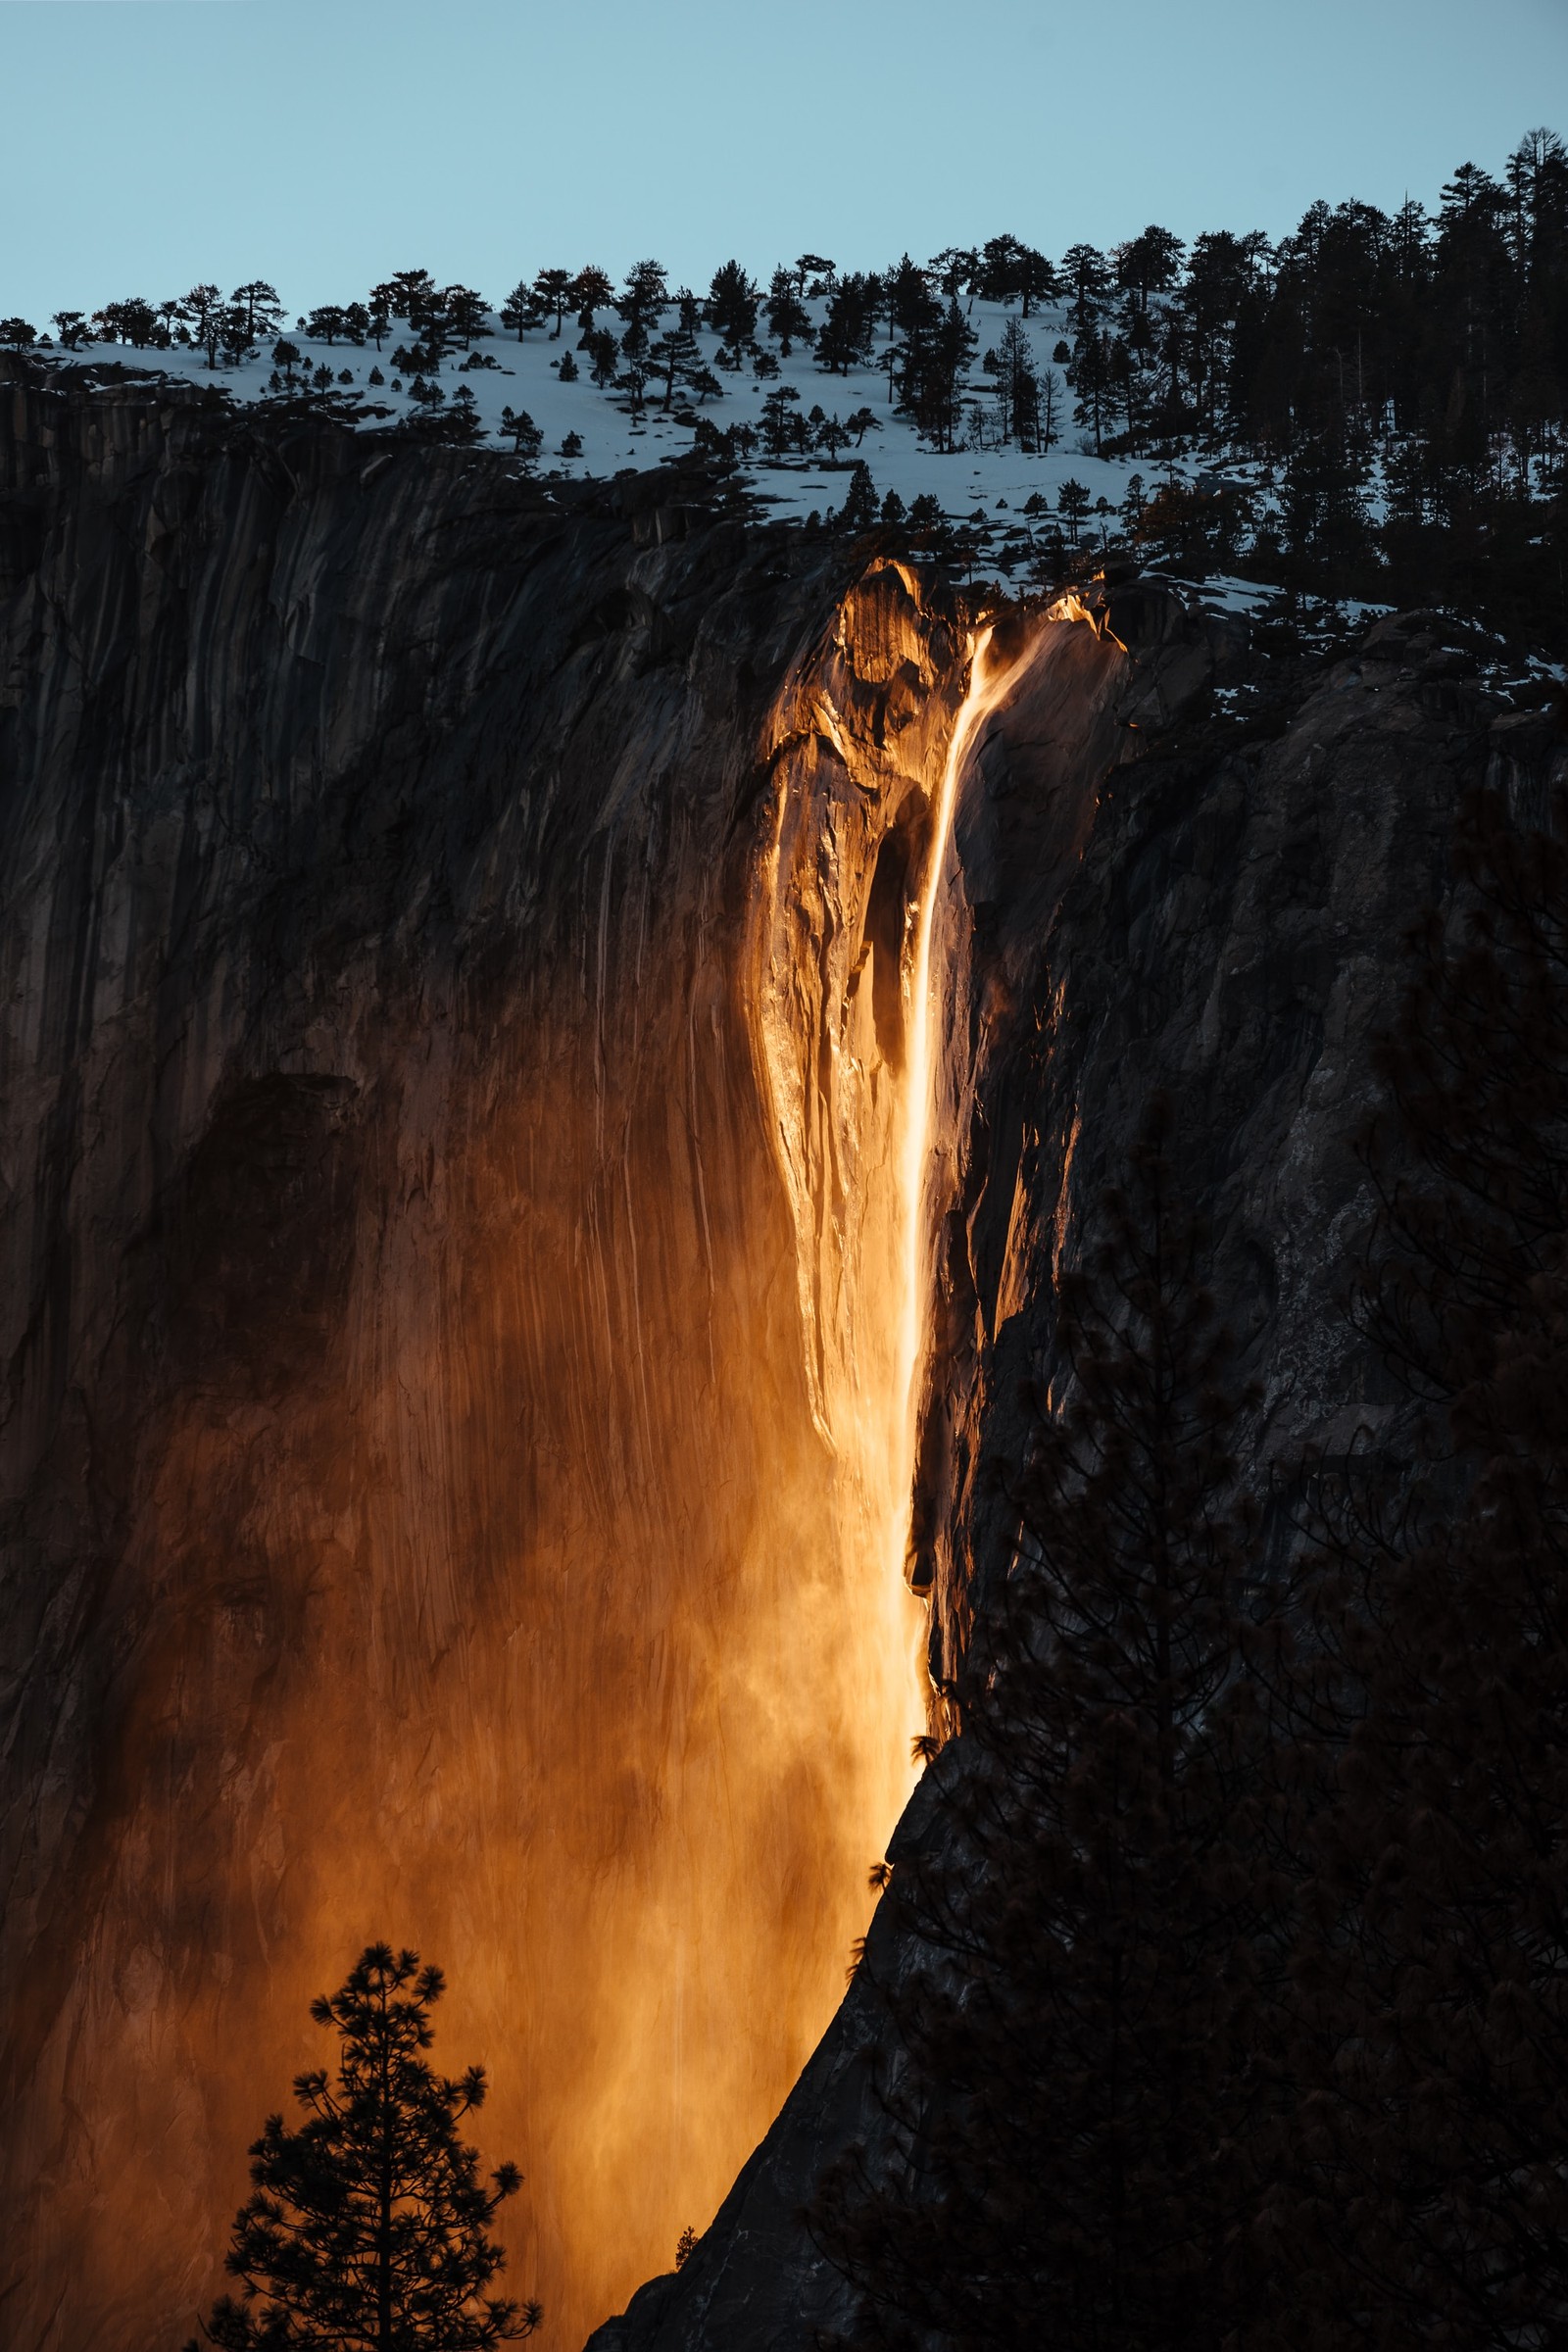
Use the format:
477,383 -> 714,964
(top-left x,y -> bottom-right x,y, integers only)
2,364 -> 1562,2352
0,369 -> 948,2352
585,606 -> 1568,2348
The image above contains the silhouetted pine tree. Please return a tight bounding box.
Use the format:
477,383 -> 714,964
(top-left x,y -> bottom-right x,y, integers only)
707,259 -> 760,350
763,266 -> 814,356
568,267 -> 615,334
499,407 -> 543,466
531,269 -> 574,339
498,281 -> 540,341
809,1099 -> 1298,2352
837,462 -> 878,531
183,1943 -> 539,2352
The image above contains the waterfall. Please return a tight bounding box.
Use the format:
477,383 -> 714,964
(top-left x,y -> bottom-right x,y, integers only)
749,601 -> 1051,1947
892,625 -> 1051,1590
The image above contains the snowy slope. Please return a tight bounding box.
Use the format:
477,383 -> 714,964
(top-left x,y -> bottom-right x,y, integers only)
37,294 -> 1176,546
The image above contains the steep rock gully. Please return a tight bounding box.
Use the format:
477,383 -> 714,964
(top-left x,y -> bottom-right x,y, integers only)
2,365 -> 1562,2352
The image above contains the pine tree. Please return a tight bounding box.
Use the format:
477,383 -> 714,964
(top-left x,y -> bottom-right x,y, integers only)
1038,363 -> 1063,452
994,317 -> 1040,448
759,383 -> 802,458
531,269 -> 573,339
585,329 -> 619,388
648,318 -> 700,412
707,259 -> 760,349
1067,322 -> 1122,456
181,285 -> 227,368
500,407 -> 544,465
498,282 -> 538,342
977,233 -> 1028,306
184,1944 -> 539,2351
891,294 -> 976,452
615,318 -> 653,413
1114,225 -> 1186,316
568,266 -> 614,332
764,268 -> 813,355
808,1100 -> 1292,2351
1055,475 -> 1092,545
232,281 -> 284,345
443,286 -> 490,351
837,461 -> 878,529
384,270 -> 441,332
1017,246 -> 1059,316
617,259 -> 668,331
1060,241 -> 1114,334
816,414 -> 852,463
906,491 -> 947,543
816,274 -> 879,373
445,383 -> 484,444
927,246 -> 978,305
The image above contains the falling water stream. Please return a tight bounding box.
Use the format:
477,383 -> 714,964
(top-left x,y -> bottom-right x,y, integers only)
888,623 -> 1047,1608
750,611 -> 1053,1941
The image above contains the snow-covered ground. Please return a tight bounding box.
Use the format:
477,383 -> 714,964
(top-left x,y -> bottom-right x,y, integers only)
34,294 -> 1172,537
41,288 -> 1558,651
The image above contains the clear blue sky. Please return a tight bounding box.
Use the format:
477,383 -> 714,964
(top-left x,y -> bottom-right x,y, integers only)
5,0 -> 1567,325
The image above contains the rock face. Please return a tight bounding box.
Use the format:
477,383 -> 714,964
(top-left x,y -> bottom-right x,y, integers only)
0,370 -> 953,2352
3,364 -> 1563,2352
585,608 -> 1568,2349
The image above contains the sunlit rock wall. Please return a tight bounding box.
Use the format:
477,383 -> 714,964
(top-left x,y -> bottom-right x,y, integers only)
0,371 -> 969,2352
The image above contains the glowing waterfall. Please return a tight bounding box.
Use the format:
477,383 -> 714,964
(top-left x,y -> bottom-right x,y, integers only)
751,607 -> 1046,1928
887,624 -> 1043,1614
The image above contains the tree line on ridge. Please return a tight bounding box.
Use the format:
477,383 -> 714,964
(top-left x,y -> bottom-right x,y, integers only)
3,125 -> 1563,641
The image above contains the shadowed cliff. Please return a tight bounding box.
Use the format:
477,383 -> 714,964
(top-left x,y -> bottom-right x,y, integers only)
4,364 -> 1564,2352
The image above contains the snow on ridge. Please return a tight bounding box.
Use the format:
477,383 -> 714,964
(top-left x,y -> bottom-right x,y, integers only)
29,293 -> 1177,544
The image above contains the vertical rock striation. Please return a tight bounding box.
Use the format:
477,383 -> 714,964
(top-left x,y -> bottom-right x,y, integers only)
0,369 -> 961,2352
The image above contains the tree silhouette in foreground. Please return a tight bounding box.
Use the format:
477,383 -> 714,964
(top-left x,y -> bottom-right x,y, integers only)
810,1099 -> 1297,2351
185,1942 -> 539,2351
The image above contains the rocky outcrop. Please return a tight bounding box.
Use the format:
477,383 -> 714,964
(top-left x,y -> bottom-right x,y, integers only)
3,362 -> 1562,2352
